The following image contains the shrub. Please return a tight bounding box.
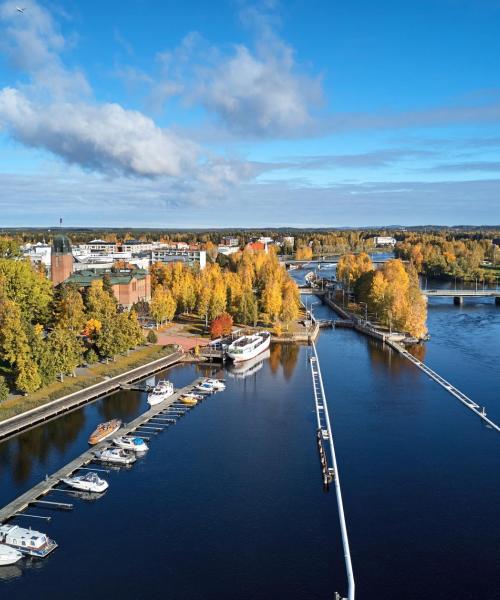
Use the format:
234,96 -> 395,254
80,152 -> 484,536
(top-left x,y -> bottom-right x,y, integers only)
85,348 -> 99,365
210,312 -> 233,339
0,376 -> 9,403
147,330 -> 158,344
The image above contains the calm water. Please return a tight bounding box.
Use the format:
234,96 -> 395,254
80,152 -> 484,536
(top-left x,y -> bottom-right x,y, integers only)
1,291 -> 499,599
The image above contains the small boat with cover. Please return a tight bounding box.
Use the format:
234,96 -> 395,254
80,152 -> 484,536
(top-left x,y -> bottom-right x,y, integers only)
113,436 -> 149,452
94,447 -> 136,465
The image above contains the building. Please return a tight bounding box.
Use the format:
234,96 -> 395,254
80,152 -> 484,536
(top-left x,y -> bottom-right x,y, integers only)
22,243 -> 52,270
221,236 -> 239,247
281,236 -> 295,248
151,247 -> 207,270
373,236 -> 397,247
51,234 -> 74,286
245,241 -> 268,253
67,269 -> 151,309
217,245 -> 240,256
76,239 -> 158,255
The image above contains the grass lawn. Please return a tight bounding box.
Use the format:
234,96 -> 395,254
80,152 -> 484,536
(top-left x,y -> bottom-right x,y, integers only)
0,344 -> 176,422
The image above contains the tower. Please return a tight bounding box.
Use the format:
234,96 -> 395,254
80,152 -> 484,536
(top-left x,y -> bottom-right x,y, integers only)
51,234 -> 74,286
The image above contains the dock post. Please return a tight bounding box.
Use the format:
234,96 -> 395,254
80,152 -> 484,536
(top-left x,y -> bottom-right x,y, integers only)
495,297 -> 500,306
453,296 -> 463,306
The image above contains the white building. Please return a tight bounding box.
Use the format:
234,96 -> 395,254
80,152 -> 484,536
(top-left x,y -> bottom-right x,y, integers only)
221,236 -> 239,247
151,247 -> 207,270
217,245 -> 240,256
373,236 -> 397,247
282,236 -> 295,248
22,243 -> 52,268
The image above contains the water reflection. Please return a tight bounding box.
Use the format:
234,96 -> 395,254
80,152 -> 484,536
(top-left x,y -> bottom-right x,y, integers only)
0,565 -> 23,581
97,390 -> 142,421
267,344 -> 300,379
226,350 -> 270,379
0,410 -> 85,485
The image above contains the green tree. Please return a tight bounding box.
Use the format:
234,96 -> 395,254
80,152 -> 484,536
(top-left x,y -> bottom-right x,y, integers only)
147,330 -> 158,344
0,258 -> 53,324
85,348 -> 99,365
85,279 -> 117,322
150,285 -> 176,327
48,327 -> 84,381
0,299 -> 31,366
238,288 -> 258,325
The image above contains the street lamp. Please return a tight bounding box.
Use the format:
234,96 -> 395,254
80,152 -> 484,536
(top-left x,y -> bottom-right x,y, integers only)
359,301 -> 368,323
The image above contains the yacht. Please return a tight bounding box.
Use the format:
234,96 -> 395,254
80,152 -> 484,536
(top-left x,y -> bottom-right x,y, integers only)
88,419 -> 122,445
227,331 -> 271,363
113,436 -> 149,453
0,545 -> 22,566
195,381 -> 217,394
61,472 -> 109,493
147,380 -> 174,406
0,524 -> 57,558
94,447 -> 136,465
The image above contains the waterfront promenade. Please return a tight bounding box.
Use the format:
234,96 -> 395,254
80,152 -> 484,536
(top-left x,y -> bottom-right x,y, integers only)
0,349 -> 184,442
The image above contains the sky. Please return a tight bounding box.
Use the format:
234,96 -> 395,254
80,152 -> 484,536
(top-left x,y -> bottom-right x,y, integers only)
0,0 -> 499,228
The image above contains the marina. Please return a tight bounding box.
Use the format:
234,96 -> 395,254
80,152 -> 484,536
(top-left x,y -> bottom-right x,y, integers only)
0,377 -> 206,525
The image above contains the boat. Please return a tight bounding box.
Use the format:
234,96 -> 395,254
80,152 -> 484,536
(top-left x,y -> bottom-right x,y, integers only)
61,471 -> 109,493
227,331 -> 271,363
94,447 -> 136,465
195,381 -> 216,394
88,419 -> 122,445
0,545 -> 22,566
180,395 -> 198,406
0,524 -> 57,558
113,436 -> 149,453
147,380 -> 174,406
202,378 -> 225,390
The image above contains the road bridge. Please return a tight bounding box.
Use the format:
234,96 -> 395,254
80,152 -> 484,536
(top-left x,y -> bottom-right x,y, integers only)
422,289 -> 500,305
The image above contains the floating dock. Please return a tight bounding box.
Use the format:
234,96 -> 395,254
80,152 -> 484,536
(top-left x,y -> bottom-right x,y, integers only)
0,378 -> 204,524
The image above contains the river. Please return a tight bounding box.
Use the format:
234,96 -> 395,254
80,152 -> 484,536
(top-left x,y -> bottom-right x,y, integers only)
0,283 -> 499,599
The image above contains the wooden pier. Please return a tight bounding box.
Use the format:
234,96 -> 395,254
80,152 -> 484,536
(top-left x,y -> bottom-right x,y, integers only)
0,378 -> 204,524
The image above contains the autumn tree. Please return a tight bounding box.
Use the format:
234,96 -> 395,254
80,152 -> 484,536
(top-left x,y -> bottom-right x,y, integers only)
55,284 -> 86,331
210,312 -> 233,339
150,285 -> 176,327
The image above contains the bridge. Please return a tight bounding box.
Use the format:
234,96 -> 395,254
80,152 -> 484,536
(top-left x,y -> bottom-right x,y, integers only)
423,289 -> 500,305
282,258 -> 388,267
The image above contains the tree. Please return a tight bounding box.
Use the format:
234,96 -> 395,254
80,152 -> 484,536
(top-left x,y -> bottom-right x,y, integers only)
210,312 -> 233,339
208,279 -> 227,320
262,280 -> 282,323
295,246 -> 313,260
85,279 -> 117,322
238,287 -> 258,325
48,327 -> 84,381
0,376 -> 9,402
96,321 -> 121,361
0,299 -> 31,366
16,357 -> 41,394
150,285 -> 176,327
280,282 -> 300,330
0,258 -> 53,324
83,318 -> 102,340
55,284 -> 86,331
85,348 -> 99,365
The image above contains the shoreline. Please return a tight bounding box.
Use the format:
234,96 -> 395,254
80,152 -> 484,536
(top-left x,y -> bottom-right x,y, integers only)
0,348 -> 184,442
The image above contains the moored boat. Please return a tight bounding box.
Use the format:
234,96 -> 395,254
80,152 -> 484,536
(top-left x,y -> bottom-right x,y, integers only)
94,447 -> 136,465
147,380 -> 174,406
0,545 -> 22,566
203,378 -> 225,390
180,395 -> 198,405
88,419 -> 122,445
61,471 -> 109,493
0,524 -> 57,558
113,436 -> 149,453
227,331 -> 271,363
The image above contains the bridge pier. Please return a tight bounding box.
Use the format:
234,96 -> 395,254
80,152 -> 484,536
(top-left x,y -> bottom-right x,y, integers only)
453,296 -> 463,306
496,297 -> 500,306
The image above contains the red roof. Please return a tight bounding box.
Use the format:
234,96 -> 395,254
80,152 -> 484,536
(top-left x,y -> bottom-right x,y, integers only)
246,242 -> 266,252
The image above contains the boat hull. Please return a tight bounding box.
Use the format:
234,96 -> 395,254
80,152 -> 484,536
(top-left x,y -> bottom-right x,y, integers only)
88,420 -> 121,445
0,546 -> 22,565
61,478 -> 109,493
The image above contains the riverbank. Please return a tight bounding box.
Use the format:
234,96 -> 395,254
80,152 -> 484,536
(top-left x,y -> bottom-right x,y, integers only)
0,346 -> 183,440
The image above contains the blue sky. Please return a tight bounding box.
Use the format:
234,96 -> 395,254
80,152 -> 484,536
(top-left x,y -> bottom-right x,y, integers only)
0,0 -> 499,227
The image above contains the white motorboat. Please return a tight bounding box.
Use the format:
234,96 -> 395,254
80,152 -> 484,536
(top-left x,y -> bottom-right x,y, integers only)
94,447 -> 136,465
0,524 -> 57,558
227,331 -> 271,363
113,436 -> 149,453
147,380 -> 174,406
61,471 -> 109,493
195,381 -> 216,394
0,545 -> 22,566
202,378 -> 226,390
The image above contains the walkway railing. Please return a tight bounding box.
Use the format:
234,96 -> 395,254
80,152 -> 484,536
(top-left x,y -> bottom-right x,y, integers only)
309,341 -> 355,600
